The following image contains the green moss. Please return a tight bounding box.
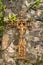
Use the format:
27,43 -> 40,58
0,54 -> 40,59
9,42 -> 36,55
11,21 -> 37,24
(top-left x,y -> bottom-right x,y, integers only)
0,0 -> 6,39
29,0 -> 40,10
35,0 -> 40,6
8,14 -> 17,23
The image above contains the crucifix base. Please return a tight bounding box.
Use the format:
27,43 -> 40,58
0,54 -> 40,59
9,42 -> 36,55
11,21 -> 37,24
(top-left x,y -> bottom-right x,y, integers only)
18,39 -> 26,60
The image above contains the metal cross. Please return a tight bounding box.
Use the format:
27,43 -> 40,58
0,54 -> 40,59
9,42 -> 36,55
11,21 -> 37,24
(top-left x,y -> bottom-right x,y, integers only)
14,13 -> 27,59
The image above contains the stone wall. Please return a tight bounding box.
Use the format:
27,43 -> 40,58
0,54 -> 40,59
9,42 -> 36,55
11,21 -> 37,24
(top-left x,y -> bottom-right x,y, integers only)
3,0 -> 43,15
0,0 -> 43,65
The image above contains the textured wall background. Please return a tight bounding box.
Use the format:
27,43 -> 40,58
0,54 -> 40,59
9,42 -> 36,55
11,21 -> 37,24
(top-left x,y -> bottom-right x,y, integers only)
0,0 -> 43,65
3,0 -> 43,14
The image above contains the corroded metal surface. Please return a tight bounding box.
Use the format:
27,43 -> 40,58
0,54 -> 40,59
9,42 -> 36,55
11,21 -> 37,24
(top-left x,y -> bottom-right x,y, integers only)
14,13 -> 27,59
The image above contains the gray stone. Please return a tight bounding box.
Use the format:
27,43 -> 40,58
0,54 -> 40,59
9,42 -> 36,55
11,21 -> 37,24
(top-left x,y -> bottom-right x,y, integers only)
2,0 -> 43,65
29,30 -> 40,37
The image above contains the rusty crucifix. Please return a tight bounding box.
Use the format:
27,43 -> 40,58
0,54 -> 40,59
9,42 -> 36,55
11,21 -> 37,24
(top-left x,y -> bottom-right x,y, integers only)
13,11 -> 34,60
7,11 -> 35,60
15,12 -> 27,59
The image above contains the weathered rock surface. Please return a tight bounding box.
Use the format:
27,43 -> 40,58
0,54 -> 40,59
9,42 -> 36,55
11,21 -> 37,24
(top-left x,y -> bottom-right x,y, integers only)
0,0 -> 43,65
1,25 -> 43,65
